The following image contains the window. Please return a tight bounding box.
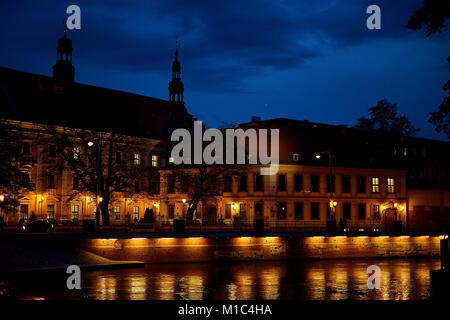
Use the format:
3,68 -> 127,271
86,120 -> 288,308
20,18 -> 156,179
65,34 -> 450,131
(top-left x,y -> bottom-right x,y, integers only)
255,174 -> 263,192
326,176 -> 335,193
133,207 -> 139,221
294,175 -> 303,192
311,202 -> 320,220
239,175 -> 247,192
20,204 -> 29,219
357,176 -> 366,193
115,151 -> 122,164
343,203 -> 351,220
72,176 -> 79,190
295,202 -> 303,220
342,176 -> 350,193
151,180 -> 159,194
113,206 -> 121,220
168,205 -> 175,219
134,153 -> 140,165
167,174 -> 175,194
277,202 -> 287,219
49,144 -> 56,158
73,146 -> 80,159
47,174 -> 55,190
254,203 -> 263,219
292,153 -> 299,161
387,177 -> 395,193
371,177 -> 380,193
240,204 -> 247,219
224,175 -> 232,192
134,180 -> 139,193
47,204 -> 55,219
71,205 -> 79,219
358,204 -> 366,220
225,204 -> 232,219
23,141 -> 31,155
310,175 -> 319,192
277,174 -> 286,191
373,205 -> 380,220
151,155 -> 158,167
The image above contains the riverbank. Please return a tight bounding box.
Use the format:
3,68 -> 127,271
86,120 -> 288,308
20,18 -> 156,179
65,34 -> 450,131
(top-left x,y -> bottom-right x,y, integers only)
0,233 -> 445,274
81,234 -> 442,263
0,238 -> 144,275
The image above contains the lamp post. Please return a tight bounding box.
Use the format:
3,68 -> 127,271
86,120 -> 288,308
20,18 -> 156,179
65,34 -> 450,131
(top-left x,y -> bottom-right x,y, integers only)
39,195 -> 45,219
88,139 -> 103,232
0,194 -> 4,221
315,151 -> 337,232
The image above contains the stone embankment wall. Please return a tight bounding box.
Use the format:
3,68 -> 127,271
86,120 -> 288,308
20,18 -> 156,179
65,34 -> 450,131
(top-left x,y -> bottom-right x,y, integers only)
81,235 -> 443,263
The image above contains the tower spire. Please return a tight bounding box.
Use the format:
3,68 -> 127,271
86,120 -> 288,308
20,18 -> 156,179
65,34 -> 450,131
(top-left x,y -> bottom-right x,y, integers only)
52,21 -> 75,88
168,38 -> 184,103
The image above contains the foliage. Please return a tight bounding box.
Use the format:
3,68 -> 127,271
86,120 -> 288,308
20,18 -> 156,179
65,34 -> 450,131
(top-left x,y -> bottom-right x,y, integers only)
407,0 -> 450,36
429,79 -> 450,138
355,99 -> 419,136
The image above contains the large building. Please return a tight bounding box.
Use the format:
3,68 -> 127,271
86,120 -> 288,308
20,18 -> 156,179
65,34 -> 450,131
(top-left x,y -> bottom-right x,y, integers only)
0,31 -> 193,226
159,118 -> 450,233
0,31 -> 449,233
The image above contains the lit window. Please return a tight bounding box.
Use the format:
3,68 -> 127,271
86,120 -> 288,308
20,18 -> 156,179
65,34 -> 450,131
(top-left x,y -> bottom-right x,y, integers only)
134,153 -> 140,165
71,205 -> 79,219
373,205 -> 380,220
114,206 -> 121,220
73,146 -> 80,159
47,204 -> 55,219
371,177 -> 380,193
152,155 -> 158,167
292,153 -> 299,161
133,206 -> 139,221
387,177 -> 395,193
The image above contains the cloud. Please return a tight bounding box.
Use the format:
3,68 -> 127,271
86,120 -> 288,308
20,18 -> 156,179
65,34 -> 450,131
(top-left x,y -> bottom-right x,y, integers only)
0,0 -> 434,93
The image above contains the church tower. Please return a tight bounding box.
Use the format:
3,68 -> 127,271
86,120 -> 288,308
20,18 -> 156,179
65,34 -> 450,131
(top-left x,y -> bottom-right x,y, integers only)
168,40 -> 184,103
52,27 -> 75,87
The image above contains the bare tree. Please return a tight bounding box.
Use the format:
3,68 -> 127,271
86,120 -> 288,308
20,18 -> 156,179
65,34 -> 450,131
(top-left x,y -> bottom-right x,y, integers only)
0,120 -> 34,214
163,164 -> 245,222
46,125 -> 158,228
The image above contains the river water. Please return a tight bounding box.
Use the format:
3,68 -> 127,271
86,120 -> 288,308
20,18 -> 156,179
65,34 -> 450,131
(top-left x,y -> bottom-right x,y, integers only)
0,258 -> 440,300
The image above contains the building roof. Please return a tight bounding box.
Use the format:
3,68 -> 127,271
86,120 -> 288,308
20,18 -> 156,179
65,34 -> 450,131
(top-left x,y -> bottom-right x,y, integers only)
0,67 -> 194,140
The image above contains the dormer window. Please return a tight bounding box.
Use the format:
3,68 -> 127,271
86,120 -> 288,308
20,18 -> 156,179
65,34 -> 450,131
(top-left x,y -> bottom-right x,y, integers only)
23,141 -> 31,155
292,153 -> 300,162
73,146 -> 80,159
134,153 -> 140,165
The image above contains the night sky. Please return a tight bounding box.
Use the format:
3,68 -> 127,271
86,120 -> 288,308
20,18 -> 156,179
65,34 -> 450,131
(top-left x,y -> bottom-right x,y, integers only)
1,0 -> 449,140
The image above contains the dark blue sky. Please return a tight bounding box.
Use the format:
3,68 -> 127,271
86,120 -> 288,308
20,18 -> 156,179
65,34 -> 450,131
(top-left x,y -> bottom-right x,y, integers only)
1,0 -> 449,139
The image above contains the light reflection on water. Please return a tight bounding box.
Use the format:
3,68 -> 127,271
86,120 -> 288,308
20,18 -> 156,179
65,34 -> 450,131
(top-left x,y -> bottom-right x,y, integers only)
0,258 -> 440,300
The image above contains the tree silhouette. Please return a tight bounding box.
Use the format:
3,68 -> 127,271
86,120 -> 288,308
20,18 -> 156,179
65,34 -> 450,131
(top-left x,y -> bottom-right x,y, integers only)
408,0 -> 449,139
407,0 -> 449,36
46,125 -> 158,228
0,120 -> 34,214
355,99 -> 419,136
429,78 -> 450,138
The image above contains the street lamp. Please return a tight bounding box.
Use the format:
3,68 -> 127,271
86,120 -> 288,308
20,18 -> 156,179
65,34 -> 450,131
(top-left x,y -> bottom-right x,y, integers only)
315,151 -> 337,231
